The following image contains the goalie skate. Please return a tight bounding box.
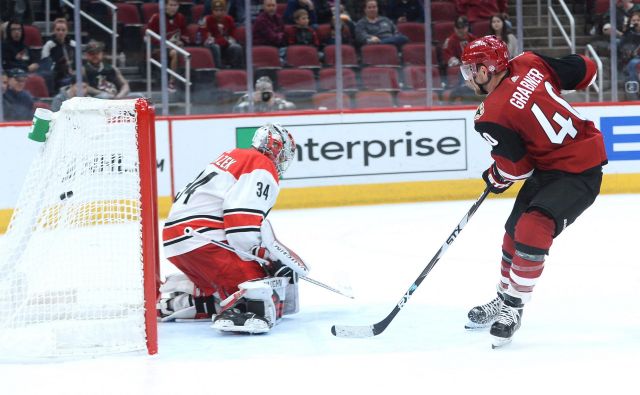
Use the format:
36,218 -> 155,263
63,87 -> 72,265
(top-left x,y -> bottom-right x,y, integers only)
212,308 -> 271,334
465,293 -> 503,330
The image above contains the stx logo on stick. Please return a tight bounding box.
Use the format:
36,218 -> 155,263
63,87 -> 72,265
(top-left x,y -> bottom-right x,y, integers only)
447,225 -> 462,244
396,284 -> 417,308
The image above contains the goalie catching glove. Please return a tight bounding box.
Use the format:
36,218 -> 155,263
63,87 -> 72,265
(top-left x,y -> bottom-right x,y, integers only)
482,162 -> 514,194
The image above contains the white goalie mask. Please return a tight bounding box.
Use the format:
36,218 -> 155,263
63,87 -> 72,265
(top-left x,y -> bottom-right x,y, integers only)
252,123 -> 296,176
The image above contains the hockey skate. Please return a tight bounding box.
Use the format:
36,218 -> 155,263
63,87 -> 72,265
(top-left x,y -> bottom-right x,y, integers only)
465,293 -> 503,330
212,308 -> 271,334
490,295 -> 524,349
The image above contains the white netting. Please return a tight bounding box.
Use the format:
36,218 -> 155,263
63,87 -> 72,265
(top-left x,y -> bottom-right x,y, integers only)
0,98 -> 149,358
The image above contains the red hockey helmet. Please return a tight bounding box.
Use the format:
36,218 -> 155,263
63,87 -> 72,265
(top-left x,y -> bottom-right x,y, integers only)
252,123 -> 296,176
460,35 -> 510,81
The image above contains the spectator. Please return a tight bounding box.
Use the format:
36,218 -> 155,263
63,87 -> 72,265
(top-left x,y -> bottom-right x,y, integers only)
253,0 -> 288,50
148,0 -> 189,92
40,18 -> 75,92
442,16 -> 476,102
355,0 -> 409,48
622,11 -> 640,87
50,77 -> 87,112
288,9 -> 321,48
489,14 -> 517,57
233,76 -> 295,112
323,11 -> 356,46
1,71 -> 7,93
386,0 -> 425,24
283,0 -> 332,25
82,40 -> 131,100
204,0 -> 244,69
347,0 -> 367,23
443,16 -> 477,68
226,0 -> 262,26
2,68 -> 34,121
0,0 -> 34,25
455,0 -> 508,24
600,0 -> 640,39
2,19 -> 39,73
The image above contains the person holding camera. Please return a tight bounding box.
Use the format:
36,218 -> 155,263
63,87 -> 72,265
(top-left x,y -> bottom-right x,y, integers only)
232,76 -> 296,113
622,11 -> 640,91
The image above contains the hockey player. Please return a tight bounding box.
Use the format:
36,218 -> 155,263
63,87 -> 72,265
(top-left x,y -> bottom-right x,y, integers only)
159,123 -> 301,334
460,36 -> 607,347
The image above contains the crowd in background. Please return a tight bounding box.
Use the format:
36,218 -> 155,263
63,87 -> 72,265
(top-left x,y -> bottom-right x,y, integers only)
1,0 -> 635,120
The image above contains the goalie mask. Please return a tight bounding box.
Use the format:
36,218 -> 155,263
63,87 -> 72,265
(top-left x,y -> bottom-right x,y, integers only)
252,123 -> 296,176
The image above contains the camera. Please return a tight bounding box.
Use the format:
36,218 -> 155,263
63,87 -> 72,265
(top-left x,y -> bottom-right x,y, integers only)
261,91 -> 272,102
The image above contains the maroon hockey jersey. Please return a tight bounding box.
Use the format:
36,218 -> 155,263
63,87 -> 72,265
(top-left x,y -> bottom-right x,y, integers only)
473,52 -> 608,180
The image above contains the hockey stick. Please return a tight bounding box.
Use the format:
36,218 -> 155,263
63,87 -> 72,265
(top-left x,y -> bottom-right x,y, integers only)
331,187 -> 491,338
184,228 -> 354,299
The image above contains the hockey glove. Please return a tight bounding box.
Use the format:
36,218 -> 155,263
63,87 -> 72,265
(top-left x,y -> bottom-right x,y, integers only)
482,162 -> 513,194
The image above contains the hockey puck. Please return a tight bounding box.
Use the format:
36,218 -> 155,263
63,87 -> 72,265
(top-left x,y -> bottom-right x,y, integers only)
59,191 -> 73,200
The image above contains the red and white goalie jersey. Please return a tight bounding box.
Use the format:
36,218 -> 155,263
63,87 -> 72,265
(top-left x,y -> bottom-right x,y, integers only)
163,148 -> 280,259
474,52 -> 608,181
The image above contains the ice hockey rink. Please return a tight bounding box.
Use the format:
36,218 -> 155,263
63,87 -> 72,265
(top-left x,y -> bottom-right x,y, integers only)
2,193 -> 639,395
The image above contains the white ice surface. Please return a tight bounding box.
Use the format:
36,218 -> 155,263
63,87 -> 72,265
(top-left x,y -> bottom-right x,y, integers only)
2,194 -> 639,395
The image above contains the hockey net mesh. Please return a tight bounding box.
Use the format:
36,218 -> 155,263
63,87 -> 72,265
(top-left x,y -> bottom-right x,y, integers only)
0,98 -> 151,358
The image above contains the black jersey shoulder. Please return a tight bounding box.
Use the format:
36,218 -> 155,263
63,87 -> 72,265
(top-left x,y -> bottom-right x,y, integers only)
533,52 -> 587,90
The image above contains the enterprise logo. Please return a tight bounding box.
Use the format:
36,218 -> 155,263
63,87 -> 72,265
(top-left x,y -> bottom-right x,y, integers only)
600,116 -> 640,160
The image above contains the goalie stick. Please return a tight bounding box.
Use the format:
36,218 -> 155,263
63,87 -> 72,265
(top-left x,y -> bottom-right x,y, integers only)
331,188 -> 490,338
184,228 -> 354,299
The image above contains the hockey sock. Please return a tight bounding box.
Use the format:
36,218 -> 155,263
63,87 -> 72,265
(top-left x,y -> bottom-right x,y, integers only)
509,210 -> 555,303
499,232 -> 515,292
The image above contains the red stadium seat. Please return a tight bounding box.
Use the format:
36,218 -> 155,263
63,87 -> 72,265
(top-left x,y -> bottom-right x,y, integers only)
312,92 -> 351,109
141,3 -> 159,23
183,46 -> 217,69
23,25 -> 43,47
397,22 -> 425,43
315,24 -> 332,43
431,2 -> 458,22
354,91 -> 394,109
433,21 -> 454,44
115,3 -> 142,25
233,26 -> 246,46
318,68 -> 357,91
276,69 -> 317,93
402,65 -> 442,89
285,45 -> 321,69
470,20 -> 491,36
360,67 -> 400,91
252,46 -> 281,69
191,4 -> 205,23
396,90 -> 440,107
216,69 -> 248,93
25,74 -> 50,98
277,3 -> 287,17
361,44 -> 400,67
323,44 -> 358,68
402,43 -> 438,66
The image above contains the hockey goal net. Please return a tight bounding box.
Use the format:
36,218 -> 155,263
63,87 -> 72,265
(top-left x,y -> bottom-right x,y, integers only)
0,97 -> 159,358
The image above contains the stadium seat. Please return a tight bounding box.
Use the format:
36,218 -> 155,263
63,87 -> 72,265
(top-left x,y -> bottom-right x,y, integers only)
470,20 -> 490,36
183,47 -> 217,69
25,74 -> 50,98
396,90 -> 439,107
360,67 -> 400,92
312,92 -> 351,110
285,45 -> 322,69
116,3 -> 142,25
323,44 -> 358,68
433,21 -> 454,44
397,22 -> 425,43
315,24 -> 332,43
276,69 -> 317,93
317,68 -> 357,91
431,2 -> 458,22
215,69 -> 248,93
354,91 -> 394,109
252,46 -> 281,69
191,4 -> 205,23
277,3 -> 287,17
141,3 -> 159,23
23,24 -> 42,47
402,43 -> 438,66
361,44 -> 400,67
402,65 -> 442,89
233,26 -> 246,46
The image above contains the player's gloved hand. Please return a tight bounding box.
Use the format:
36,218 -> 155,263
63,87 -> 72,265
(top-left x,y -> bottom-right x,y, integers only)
265,260 -> 297,284
482,162 -> 513,194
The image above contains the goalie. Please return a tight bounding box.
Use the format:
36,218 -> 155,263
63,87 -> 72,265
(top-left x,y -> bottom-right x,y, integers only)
160,123 -> 306,334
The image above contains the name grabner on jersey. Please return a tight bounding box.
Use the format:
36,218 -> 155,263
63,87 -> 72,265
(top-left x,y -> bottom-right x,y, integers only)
509,68 -> 544,110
